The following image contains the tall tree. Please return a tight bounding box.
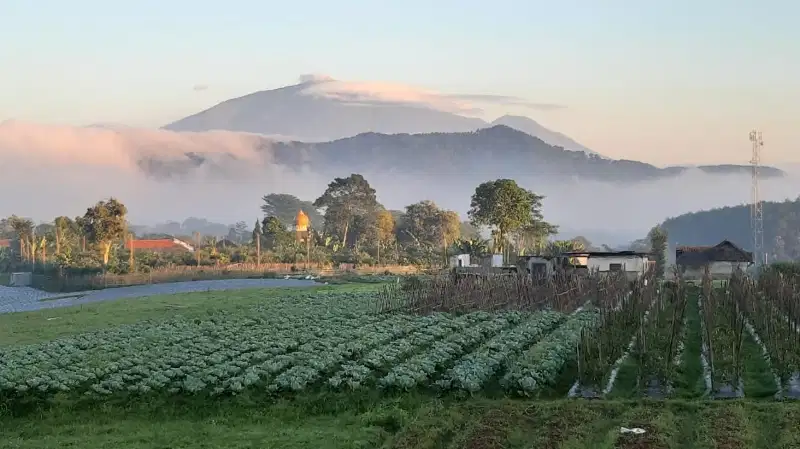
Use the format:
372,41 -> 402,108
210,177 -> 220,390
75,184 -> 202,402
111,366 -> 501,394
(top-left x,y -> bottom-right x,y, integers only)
225,220 -> 249,244
399,200 -> 461,249
313,174 -> 379,247
7,215 -> 34,262
252,219 -> 262,245
648,226 -> 668,279
374,209 -> 396,264
53,216 -> 78,255
79,198 -> 128,265
0,217 -> 15,239
468,179 -> 555,259
261,193 -> 324,229
262,216 -> 292,250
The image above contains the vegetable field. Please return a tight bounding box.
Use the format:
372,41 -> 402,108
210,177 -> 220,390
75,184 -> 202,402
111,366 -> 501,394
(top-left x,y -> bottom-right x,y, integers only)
4,272 -> 800,449
3,269 -> 800,404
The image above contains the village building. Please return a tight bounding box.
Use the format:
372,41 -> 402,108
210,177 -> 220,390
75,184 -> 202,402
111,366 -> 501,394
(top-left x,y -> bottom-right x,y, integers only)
557,250 -> 651,280
675,240 -> 753,279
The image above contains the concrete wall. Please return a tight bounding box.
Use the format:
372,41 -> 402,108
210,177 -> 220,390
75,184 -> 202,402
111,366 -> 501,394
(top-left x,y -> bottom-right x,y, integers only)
525,257 -> 553,276
449,254 -> 471,267
681,261 -> 750,280
587,256 -> 648,274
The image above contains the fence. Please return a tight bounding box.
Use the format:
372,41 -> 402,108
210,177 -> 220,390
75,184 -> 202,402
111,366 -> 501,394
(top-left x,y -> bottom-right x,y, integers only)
28,263 -> 420,292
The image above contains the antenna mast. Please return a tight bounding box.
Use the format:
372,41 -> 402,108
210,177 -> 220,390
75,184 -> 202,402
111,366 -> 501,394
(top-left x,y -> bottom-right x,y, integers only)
749,130 -> 764,266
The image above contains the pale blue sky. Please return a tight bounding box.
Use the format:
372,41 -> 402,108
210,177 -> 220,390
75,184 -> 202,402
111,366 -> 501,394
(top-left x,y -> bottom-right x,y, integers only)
1,0 -> 798,164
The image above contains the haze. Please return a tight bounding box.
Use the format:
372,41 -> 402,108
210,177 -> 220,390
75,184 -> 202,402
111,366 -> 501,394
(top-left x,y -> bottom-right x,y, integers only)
2,122 -> 800,246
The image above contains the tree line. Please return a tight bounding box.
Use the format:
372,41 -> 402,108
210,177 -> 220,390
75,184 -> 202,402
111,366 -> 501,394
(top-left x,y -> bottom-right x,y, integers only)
0,174 -> 597,276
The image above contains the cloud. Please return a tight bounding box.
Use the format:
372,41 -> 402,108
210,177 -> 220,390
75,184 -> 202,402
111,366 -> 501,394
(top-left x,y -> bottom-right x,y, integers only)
298,73 -> 335,84
0,120 -> 328,225
297,75 -> 564,115
449,94 -> 566,111
192,84 -> 209,92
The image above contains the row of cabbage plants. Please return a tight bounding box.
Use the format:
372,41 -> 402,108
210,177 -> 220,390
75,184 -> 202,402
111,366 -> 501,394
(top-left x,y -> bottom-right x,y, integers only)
2,305 -> 586,398
437,310 -> 565,392
0,307 -> 417,396
501,307 -> 600,395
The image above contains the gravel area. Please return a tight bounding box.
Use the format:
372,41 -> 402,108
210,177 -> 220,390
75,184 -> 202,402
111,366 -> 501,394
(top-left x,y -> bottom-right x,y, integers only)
0,279 -> 318,314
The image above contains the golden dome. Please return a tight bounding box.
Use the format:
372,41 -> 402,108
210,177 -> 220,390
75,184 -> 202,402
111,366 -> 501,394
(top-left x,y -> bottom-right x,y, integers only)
295,210 -> 310,230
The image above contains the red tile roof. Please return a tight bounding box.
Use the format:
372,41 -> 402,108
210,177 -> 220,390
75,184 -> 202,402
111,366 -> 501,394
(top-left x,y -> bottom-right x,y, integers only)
0,239 -> 10,248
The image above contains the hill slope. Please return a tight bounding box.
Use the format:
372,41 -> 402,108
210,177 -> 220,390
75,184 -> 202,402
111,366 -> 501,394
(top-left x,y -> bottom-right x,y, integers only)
164,125 -> 784,183
660,198 -> 800,261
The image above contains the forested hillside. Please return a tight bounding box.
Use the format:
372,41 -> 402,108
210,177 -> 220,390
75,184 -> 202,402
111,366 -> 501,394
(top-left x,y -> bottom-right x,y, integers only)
660,197 -> 800,261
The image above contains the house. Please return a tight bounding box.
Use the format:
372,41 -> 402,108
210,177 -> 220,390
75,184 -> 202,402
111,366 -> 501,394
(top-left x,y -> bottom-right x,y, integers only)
0,239 -> 10,248
448,253 -> 472,268
518,255 -> 554,277
559,251 -> 651,280
676,240 -> 753,280
125,238 -> 195,253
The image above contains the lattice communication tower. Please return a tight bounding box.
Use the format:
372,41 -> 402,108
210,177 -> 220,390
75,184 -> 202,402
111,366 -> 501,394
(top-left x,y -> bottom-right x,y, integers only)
749,130 -> 764,266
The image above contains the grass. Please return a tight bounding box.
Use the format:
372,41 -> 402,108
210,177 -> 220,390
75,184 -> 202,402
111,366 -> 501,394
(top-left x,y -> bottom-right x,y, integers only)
4,396 -> 800,449
4,283 -> 800,448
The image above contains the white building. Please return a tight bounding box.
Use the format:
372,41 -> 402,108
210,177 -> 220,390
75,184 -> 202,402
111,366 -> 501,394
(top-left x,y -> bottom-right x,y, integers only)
676,240 -> 753,280
556,251 -> 651,280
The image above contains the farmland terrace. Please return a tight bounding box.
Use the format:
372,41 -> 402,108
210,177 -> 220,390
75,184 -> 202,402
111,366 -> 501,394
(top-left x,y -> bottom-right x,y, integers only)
1,273 -> 800,448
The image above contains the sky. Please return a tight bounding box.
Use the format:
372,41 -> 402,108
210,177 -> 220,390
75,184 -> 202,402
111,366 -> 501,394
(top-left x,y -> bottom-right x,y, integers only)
1,0 -> 798,166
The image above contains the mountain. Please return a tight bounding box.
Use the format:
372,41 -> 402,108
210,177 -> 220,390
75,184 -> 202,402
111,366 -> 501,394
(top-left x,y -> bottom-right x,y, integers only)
489,115 -> 597,155
163,77 -> 599,154
659,198 -> 800,262
154,125 -> 785,183
164,80 -> 483,141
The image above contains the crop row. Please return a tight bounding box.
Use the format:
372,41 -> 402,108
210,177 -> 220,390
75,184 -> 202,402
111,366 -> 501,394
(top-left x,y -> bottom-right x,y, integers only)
0,304 -> 604,399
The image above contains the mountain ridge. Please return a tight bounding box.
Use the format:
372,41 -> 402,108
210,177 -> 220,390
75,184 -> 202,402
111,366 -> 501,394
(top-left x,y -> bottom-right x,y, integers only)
163,78 -> 600,154
147,123 -> 786,183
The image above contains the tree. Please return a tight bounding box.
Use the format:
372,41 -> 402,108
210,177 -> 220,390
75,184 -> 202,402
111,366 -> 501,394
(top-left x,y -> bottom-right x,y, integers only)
262,216 -> 292,250
648,226 -> 668,279
7,215 -> 34,262
468,179 -> 555,259
261,193 -> 324,228
313,174 -> 379,247
54,216 -> 79,255
452,237 -> 491,259
226,220 -> 249,244
397,201 -> 461,265
542,239 -> 585,259
400,201 -> 449,248
252,219 -> 262,245
79,198 -> 128,265
0,217 -> 15,239
512,221 -> 559,255
374,209 -> 396,264
459,221 -> 480,240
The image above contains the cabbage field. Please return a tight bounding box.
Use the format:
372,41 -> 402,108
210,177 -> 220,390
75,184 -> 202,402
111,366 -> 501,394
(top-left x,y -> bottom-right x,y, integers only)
0,288 -> 601,399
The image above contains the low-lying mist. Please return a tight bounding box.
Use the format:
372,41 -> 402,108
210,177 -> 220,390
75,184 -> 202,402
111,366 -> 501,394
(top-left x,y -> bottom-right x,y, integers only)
2,121 -> 797,245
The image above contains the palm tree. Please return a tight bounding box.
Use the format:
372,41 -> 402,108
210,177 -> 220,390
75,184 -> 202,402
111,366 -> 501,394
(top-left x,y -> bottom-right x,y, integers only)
451,237 -> 491,259
542,239 -> 586,259
7,215 -> 34,263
